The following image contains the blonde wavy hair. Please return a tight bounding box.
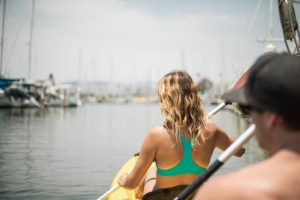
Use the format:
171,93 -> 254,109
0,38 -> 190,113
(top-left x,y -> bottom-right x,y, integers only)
158,70 -> 207,147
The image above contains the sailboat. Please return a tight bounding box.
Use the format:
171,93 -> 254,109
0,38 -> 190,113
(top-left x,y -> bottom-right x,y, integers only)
0,0 -> 42,108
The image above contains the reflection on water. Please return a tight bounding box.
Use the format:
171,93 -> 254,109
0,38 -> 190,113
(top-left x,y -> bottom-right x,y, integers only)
0,104 -> 266,199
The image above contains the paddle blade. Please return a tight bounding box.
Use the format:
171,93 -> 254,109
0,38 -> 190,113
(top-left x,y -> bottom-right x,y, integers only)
231,67 -> 251,90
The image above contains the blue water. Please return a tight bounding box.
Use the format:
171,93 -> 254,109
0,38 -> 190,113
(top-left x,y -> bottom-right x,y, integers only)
0,103 -> 265,199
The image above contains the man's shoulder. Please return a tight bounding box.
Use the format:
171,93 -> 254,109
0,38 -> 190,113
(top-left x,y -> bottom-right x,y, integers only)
194,173 -> 251,199
194,163 -> 270,199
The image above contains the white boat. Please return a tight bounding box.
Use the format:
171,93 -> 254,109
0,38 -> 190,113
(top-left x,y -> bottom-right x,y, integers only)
0,77 -> 42,108
0,88 -> 11,107
46,84 -> 82,107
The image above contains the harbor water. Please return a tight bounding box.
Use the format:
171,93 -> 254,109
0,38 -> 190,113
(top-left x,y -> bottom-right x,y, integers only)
0,103 -> 266,200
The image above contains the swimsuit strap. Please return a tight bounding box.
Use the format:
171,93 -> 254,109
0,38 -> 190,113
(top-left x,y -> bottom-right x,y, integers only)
156,132 -> 206,176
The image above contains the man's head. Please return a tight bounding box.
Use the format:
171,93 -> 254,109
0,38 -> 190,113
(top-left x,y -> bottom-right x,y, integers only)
222,52 -> 300,147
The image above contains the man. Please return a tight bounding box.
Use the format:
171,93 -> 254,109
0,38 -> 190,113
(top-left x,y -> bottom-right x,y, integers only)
194,52 -> 300,200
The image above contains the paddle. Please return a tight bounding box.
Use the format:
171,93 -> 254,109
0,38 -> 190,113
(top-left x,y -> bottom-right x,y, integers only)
207,67 -> 250,117
96,68 -> 251,200
174,124 -> 255,200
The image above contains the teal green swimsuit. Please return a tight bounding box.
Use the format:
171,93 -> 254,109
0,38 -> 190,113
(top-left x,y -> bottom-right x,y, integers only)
156,132 -> 206,176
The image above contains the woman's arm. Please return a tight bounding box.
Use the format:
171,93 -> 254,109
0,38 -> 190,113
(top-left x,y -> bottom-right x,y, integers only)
118,128 -> 157,189
214,124 -> 245,157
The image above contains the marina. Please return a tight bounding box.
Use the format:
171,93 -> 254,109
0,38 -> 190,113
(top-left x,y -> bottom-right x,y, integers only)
0,76 -> 82,108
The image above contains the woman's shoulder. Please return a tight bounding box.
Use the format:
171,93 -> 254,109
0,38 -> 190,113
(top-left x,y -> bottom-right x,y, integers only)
204,121 -> 218,131
147,125 -> 168,136
146,125 -> 175,142
143,126 -> 169,146
201,120 -> 219,140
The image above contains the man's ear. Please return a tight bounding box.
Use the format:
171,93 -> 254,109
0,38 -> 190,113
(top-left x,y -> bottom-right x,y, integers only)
265,112 -> 283,128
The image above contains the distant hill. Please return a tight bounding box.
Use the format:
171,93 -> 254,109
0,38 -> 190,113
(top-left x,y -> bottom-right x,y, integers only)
64,81 -> 156,96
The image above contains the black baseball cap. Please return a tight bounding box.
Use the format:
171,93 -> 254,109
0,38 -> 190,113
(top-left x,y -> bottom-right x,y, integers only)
222,52 -> 300,117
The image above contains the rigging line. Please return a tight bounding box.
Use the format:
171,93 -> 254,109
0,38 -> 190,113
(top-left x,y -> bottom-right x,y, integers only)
269,0 -> 274,37
3,0 -> 29,72
4,3 -> 27,74
239,0 -> 263,56
4,19 -> 25,73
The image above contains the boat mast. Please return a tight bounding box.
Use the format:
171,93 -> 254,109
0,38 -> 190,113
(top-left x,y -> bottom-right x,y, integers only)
0,0 -> 6,77
77,49 -> 82,86
28,0 -> 35,80
180,49 -> 186,70
109,56 -> 114,95
269,0 -> 274,37
265,0 -> 276,51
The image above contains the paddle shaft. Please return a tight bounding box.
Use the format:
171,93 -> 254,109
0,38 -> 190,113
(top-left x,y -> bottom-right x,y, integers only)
174,124 -> 255,200
97,184 -> 119,200
208,102 -> 227,117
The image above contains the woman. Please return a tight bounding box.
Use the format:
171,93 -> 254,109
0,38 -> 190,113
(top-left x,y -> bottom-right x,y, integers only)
118,70 -> 245,198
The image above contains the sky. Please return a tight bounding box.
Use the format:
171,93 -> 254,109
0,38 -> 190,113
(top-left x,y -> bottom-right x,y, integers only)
0,0 -> 299,85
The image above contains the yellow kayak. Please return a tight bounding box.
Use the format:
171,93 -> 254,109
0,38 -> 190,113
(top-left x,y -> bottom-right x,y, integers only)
108,155 -> 139,200
106,155 -> 189,200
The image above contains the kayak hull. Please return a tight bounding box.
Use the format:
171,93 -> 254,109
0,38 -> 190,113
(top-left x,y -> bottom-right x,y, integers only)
108,156 -> 139,200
